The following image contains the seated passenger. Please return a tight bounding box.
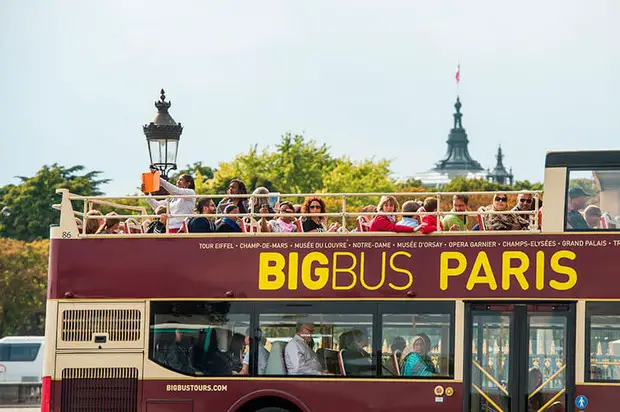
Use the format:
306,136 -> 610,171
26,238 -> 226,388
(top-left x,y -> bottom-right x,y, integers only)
370,196 -> 419,233
419,197 -> 439,234
285,322 -> 324,375
442,195 -> 469,231
229,333 -> 246,373
146,206 -> 168,233
361,205 -> 377,223
249,187 -> 275,232
95,212 -> 121,234
391,336 -> 406,354
216,178 -> 249,215
341,329 -> 373,376
566,187 -> 589,230
188,198 -> 216,233
216,204 -> 242,232
166,329 -> 197,375
267,201 -> 298,233
584,205 -> 602,229
396,200 -> 422,230
479,192 -> 527,231
239,328 -> 270,375
528,367 -> 544,410
400,334 -> 437,377
301,197 -> 339,232
85,210 -> 104,234
205,328 -> 235,375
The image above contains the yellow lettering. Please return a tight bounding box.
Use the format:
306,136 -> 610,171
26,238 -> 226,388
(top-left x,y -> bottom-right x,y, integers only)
388,251 -> 413,290
360,252 -> 386,291
258,252 -> 286,290
549,250 -> 577,291
440,252 -> 467,290
301,252 -> 329,290
288,252 -> 299,290
332,252 -> 357,290
535,251 -> 545,290
502,251 -> 530,290
466,252 -> 498,291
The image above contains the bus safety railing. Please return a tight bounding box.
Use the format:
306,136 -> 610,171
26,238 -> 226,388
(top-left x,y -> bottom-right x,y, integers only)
53,189 -> 543,237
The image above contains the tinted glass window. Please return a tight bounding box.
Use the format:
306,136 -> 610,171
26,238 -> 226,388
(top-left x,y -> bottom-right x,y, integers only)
566,169 -> 620,231
382,312 -> 453,378
149,301 -> 250,377
258,312 -> 374,377
587,302 -> 620,381
0,343 -> 41,361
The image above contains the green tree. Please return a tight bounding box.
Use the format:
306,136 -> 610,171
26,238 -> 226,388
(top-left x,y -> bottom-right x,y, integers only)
0,164 -> 109,241
171,162 -> 216,190
0,238 -> 48,337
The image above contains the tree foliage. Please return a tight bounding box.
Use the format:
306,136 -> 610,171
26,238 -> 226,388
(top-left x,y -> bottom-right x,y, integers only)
0,165 -> 109,241
0,238 -> 48,338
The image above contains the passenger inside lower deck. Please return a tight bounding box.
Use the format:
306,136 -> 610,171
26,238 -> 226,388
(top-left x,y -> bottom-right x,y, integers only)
400,334 -> 437,377
339,329 -> 373,376
239,327 -> 270,375
284,321 -> 326,375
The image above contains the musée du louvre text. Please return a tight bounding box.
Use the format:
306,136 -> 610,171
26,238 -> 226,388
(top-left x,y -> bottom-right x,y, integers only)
258,250 -> 578,293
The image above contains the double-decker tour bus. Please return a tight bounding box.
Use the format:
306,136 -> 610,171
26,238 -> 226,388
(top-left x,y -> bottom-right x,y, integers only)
40,150 -> 620,412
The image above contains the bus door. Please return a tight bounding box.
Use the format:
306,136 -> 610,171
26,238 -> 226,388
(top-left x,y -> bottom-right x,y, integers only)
464,303 -> 575,412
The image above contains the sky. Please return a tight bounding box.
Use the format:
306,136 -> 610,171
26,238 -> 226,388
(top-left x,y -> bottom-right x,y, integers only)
1,0 -> 618,195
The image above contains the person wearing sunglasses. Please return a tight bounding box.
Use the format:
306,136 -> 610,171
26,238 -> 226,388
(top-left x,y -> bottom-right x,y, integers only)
266,201 -> 298,233
301,197 -> 339,232
479,192 -> 528,231
511,191 -> 541,229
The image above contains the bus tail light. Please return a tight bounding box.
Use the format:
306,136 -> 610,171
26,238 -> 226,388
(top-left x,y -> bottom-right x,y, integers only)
41,376 -> 51,412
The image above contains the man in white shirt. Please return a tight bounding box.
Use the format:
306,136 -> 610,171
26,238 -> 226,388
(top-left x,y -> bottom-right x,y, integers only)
285,322 -> 323,375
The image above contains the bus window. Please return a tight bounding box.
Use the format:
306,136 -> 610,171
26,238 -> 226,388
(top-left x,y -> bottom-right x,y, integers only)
149,301 -> 250,377
381,312 -> 453,378
566,169 -> 620,231
0,343 -> 41,362
586,302 -> 620,381
258,312 -> 374,377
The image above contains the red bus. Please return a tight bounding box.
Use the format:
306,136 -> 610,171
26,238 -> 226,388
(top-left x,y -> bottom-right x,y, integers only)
41,150 -> 620,412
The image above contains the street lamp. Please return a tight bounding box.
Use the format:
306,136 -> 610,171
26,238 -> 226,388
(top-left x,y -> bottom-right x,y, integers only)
142,89 -> 183,178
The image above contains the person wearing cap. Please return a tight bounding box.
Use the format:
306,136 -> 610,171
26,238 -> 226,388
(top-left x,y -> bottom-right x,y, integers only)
584,205 -> 602,229
566,187 -> 589,229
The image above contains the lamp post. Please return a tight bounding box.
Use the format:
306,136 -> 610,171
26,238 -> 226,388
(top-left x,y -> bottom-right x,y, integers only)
142,89 -> 183,178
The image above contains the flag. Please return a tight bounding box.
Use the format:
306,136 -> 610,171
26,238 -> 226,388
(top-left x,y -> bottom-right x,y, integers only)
455,64 -> 461,84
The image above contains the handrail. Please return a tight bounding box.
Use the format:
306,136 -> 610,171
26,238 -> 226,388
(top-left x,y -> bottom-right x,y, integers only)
471,382 -> 505,412
537,387 -> 565,412
472,359 -> 509,396
55,188 -> 544,236
528,364 -> 566,399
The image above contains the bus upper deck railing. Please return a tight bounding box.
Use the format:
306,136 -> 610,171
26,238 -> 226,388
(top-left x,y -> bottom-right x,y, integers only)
53,189 -> 543,237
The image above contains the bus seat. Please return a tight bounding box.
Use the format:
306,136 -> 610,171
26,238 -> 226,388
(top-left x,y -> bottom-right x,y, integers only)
476,214 -> 486,231
141,220 -> 151,233
392,350 -> 401,376
356,216 -> 370,232
338,350 -> 346,376
294,219 -> 303,233
179,218 -> 189,233
320,348 -> 341,375
264,341 -> 287,375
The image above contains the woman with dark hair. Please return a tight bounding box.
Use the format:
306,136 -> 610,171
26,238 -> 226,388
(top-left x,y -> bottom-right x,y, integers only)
301,197 -> 339,232
229,333 -> 246,373
217,178 -> 249,215
143,171 -> 196,233
95,212 -> 121,234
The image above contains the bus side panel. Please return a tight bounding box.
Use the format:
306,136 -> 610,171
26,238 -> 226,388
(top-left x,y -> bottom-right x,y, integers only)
142,379 -> 462,412
575,385 -> 620,410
